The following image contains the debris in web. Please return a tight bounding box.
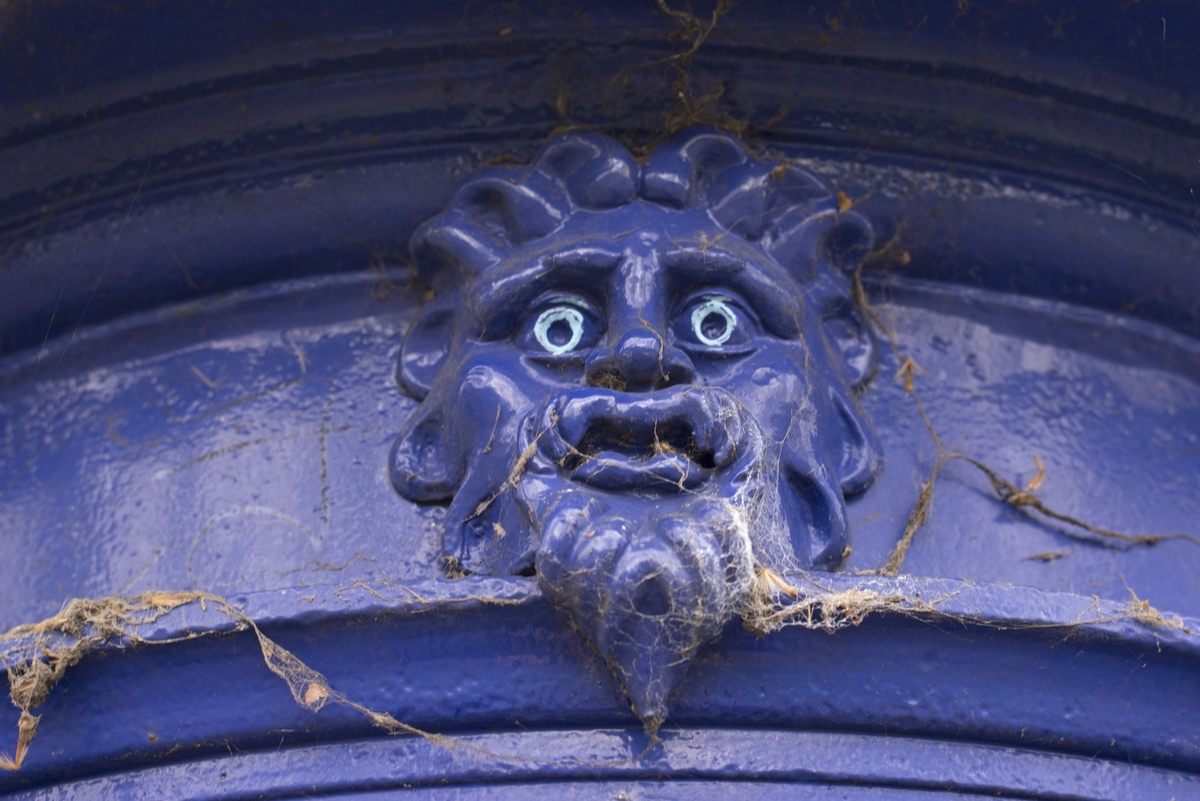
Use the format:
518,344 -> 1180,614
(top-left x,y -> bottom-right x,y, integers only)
1025,550 -> 1071,563
651,0 -> 742,144
468,410 -> 557,522
740,567 -> 1198,641
870,453 -> 949,577
609,0 -> 744,153
1122,591 -> 1191,633
742,568 -> 912,636
0,587 -> 658,772
4,579 -> 1193,772
849,265 -> 1198,578
959,455 -> 1195,548
242,608 -> 442,743
1,591 -> 218,770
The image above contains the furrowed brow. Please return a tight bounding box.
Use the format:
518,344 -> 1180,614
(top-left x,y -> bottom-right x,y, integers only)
661,248 -> 804,339
471,249 -> 621,338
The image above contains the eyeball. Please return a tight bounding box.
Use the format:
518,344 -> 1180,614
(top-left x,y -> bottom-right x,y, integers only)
690,297 -> 737,346
519,297 -> 603,356
673,293 -> 755,352
535,307 -> 585,354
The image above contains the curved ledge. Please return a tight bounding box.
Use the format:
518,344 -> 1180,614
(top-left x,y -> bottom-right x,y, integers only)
1,573 -> 1198,793
6,727 -> 1198,801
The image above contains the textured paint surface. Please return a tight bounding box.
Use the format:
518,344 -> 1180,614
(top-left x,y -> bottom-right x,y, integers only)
1,576 -> 1199,793
3,267 -> 1197,628
2,1 -> 1200,798
4,729 -> 1200,800
386,129 -> 883,727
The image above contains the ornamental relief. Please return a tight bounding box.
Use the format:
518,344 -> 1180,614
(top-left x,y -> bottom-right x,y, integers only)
389,128 -> 880,728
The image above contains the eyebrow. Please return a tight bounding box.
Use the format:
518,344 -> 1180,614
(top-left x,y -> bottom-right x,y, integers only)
661,248 -> 804,339
470,249 -> 622,338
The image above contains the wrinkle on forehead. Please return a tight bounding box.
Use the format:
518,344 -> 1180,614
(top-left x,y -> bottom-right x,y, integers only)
483,247 -> 620,298
469,248 -> 621,337
461,205 -> 810,340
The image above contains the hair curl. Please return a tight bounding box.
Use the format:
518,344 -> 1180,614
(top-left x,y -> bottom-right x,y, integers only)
410,128 -> 874,292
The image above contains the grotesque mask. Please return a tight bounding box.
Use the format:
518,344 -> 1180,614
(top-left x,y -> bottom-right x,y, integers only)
391,129 -> 880,731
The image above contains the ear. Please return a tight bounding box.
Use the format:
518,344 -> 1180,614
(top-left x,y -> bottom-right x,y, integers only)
455,173 -> 566,244
779,459 -> 850,570
398,304 -> 455,400
707,162 -> 829,241
390,402 -> 460,502
822,300 -> 877,389
819,210 -> 875,273
829,387 -> 881,496
768,209 -> 874,284
409,170 -> 568,290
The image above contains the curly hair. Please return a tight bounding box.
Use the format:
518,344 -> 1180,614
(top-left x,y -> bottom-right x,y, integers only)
410,127 -> 874,292
392,128 -> 883,573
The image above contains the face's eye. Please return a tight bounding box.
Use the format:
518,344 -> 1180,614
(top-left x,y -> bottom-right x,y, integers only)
518,298 -> 603,356
535,307 -> 585,354
673,293 -> 756,352
691,297 -> 738,346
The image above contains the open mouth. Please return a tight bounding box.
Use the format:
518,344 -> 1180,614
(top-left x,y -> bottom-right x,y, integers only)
535,387 -> 751,493
562,419 -> 717,472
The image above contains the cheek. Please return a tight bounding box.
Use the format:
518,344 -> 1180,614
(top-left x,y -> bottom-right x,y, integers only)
715,346 -> 822,442
520,355 -> 588,386
447,347 -> 559,439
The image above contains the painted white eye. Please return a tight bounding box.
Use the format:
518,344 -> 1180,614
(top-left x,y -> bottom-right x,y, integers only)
534,307 -> 585,354
690,296 -> 737,347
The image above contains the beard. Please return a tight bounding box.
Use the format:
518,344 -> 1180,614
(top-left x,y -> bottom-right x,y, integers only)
499,385 -> 794,731
432,381 -> 846,731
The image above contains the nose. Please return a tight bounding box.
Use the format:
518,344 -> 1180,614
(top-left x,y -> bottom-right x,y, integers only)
585,329 -> 695,391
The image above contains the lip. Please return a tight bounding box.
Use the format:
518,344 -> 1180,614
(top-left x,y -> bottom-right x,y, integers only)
535,386 -> 749,493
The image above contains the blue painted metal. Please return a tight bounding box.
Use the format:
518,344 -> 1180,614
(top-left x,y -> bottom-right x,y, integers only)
6,729 -> 1200,799
2,577 -> 1200,790
389,128 -> 880,727
1,1 -> 1199,798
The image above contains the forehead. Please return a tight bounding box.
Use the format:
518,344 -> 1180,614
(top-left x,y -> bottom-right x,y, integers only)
463,202 -> 808,340
524,201 -> 762,260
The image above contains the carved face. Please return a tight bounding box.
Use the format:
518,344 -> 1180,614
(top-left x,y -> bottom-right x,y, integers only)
390,130 -> 880,729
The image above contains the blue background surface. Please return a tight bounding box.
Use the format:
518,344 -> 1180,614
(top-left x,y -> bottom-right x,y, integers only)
3,160 -> 1197,629
1,1 -> 1199,798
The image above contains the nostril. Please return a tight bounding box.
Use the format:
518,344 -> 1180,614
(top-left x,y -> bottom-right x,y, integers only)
586,333 -> 696,392
631,575 -> 672,617
656,354 -> 695,389
589,370 -> 627,391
